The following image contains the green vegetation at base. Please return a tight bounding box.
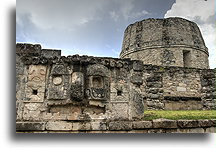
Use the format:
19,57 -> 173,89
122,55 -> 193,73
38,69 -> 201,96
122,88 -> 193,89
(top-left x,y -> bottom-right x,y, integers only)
143,110 -> 216,121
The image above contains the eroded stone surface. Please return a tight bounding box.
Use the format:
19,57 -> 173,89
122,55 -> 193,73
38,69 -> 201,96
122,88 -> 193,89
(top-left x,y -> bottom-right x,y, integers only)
16,17 -> 216,133
120,17 -> 209,69
109,121 -> 132,131
46,121 -> 72,131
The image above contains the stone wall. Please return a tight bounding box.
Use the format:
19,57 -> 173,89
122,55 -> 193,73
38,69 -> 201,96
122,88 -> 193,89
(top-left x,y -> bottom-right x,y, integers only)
142,65 -> 216,110
16,43 -> 215,133
120,17 -> 209,69
122,47 -> 209,69
16,119 -> 216,133
16,43 -> 144,125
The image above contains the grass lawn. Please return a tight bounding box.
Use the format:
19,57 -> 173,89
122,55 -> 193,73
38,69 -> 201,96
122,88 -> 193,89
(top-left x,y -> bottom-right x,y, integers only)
143,110 -> 216,120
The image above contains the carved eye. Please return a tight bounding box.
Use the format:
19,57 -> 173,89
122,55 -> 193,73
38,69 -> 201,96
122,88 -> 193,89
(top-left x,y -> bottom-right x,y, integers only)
40,69 -> 46,75
53,77 -> 62,85
29,69 -> 35,75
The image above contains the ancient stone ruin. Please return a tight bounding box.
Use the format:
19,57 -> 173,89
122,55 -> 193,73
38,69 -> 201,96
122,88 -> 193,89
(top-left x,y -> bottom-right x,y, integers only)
16,17 -> 216,133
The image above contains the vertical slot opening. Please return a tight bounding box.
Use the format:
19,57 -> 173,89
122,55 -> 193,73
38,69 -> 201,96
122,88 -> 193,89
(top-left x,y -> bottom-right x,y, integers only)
183,50 -> 191,67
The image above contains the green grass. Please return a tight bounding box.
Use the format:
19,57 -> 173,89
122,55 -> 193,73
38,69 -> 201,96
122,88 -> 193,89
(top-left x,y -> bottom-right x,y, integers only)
143,110 -> 216,120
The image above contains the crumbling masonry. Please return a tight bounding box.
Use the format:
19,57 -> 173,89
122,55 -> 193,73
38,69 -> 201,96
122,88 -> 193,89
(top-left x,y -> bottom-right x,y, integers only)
16,17 -> 216,133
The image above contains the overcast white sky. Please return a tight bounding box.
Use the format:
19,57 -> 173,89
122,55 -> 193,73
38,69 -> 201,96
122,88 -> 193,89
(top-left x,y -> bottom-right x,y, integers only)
16,0 -> 215,68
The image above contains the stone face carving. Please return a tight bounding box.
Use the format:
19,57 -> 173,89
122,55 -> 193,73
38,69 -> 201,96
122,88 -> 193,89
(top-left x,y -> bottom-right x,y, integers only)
52,77 -> 63,85
25,65 -> 47,102
87,64 -> 110,77
86,64 -> 110,101
110,80 -> 129,102
51,64 -> 66,75
47,64 -> 70,100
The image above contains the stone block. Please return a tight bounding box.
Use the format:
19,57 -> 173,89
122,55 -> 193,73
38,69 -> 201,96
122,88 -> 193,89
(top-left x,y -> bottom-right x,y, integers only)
148,129 -> 165,133
177,87 -> 186,92
24,103 -> 42,111
149,94 -> 160,99
133,60 -> 144,71
41,49 -> 61,58
89,100 -> 106,107
148,88 -> 159,94
91,122 -> 107,131
52,113 -> 67,120
153,119 -> 177,129
110,103 -> 129,120
77,122 -> 91,131
133,121 -> 152,129
109,121 -> 132,131
177,128 -> 205,133
16,104 -> 23,121
177,120 -> 199,128
16,122 -> 45,131
72,123 -> 79,131
16,43 -> 41,56
77,113 -> 91,121
46,121 -> 72,131
198,120 -> 214,127
205,127 -> 216,133
23,110 -> 41,121
110,92 -> 129,102
43,113 -> 53,120
22,103 -> 44,121
146,82 -> 162,88
131,91 -> 144,119
130,73 -> 143,85
146,76 -> 161,82
50,105 -> 82,115
67,112 -> 80,120
128,130 -> 148,133
164,129 -> 178,133
211,119 -> 216,125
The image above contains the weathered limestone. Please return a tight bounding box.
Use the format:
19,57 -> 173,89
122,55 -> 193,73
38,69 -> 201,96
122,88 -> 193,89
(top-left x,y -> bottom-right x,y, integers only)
133,121 -> 153,129
16,122 -> 46,131
120,17 -> 209,69
16,119 -> 216,133
16,17 -> 216,133
25,65 -> 47,102
153,119 -> 177,129
46,121 -> 72,131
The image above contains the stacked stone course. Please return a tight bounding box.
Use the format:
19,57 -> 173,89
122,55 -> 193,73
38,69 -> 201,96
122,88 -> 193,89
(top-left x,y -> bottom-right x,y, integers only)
120,17 -> 209,69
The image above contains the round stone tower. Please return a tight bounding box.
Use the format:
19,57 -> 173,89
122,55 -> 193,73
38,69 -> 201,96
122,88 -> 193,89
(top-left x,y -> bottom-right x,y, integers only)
120,17 -> 209,69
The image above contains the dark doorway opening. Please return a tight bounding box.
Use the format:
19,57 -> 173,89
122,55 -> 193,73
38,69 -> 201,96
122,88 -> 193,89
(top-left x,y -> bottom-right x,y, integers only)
183,50 -> 191,67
